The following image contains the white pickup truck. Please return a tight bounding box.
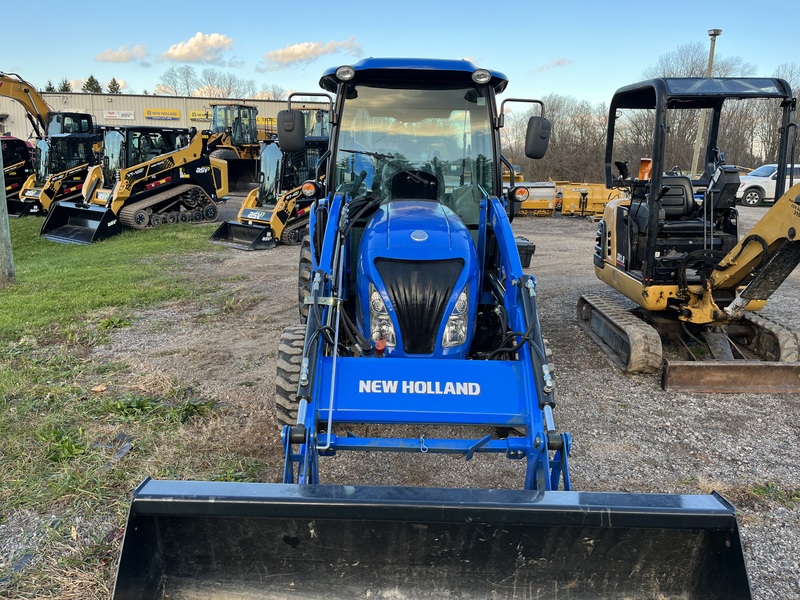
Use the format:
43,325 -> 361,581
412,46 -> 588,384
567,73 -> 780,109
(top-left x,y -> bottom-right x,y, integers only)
736,163 -> 800,206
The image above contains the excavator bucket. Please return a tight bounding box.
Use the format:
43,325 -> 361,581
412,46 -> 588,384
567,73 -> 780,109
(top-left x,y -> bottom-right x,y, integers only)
40,200 -> 123,244
112,479 -> 751,599
209,220 -> 276,251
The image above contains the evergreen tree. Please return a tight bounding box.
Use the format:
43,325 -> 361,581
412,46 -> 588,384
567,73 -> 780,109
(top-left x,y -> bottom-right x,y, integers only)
57,78 -> 72,92
81,75 -> 103,93
44,80 -> 56,92
107,78 -> 122,94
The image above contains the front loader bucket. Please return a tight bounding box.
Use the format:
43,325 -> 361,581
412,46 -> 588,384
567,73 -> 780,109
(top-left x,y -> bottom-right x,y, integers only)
113,479 -> 751,599
5,197 -> 42,218
40,200 -> 123,244
209,220 -> 276,251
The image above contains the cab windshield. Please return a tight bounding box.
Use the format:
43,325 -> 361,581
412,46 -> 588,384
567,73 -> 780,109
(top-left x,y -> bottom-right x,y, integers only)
334,84 -> 495,219
103,130 -> 125,183
44,138 -> 96,178
748,165 -> 777,177
35,139 -> 51,183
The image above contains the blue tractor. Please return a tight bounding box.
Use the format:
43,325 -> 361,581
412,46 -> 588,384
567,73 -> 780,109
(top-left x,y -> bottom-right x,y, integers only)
112,59 -> 752,599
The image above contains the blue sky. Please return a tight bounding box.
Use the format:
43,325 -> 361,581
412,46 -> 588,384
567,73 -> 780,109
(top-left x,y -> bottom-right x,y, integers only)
3,0 -> 797,105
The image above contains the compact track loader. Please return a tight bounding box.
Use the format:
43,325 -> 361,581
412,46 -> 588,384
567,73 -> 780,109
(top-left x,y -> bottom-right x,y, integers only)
206,103 -> 263,191
113,60 -> 752,599
0,71 -> 96,216
40,126 -> 227,244
13,131 -> 101,217
2,135 -> 34,203
210,134 -> 328,250
579,77 -> 800,392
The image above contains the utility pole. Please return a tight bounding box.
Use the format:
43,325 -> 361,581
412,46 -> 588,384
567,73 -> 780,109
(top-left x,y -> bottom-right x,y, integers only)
0,141 -> 17,286
690,28 -> 722,179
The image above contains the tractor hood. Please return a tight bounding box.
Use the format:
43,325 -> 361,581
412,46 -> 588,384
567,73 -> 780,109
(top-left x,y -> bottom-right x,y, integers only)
356,200 -> 479,358
365,200 -> 473,256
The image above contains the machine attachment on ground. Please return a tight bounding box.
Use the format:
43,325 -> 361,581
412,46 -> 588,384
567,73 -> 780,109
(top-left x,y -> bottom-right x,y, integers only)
580,77 -> 800,392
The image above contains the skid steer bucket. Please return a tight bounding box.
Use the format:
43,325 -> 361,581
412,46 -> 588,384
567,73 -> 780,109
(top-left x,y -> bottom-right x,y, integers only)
6,197 -> 42,218
113,479 -> 751,600
209,220 -> 276,251
40,200 -> 123,244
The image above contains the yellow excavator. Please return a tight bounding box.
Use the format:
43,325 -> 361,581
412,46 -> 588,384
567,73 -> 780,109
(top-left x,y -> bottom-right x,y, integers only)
0,71 -> 99,216
40,126 -> 227,244
210,135 -> 328,250
578,76 -> 800,392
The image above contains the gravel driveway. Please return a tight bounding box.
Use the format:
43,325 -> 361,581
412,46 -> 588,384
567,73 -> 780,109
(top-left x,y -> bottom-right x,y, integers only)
87,202 -> 800,599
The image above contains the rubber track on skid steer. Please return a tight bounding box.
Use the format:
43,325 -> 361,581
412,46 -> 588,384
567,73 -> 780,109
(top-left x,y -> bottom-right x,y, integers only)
577,294 -> 662,373
118,184 -> 212,229
280,215 -> 310,245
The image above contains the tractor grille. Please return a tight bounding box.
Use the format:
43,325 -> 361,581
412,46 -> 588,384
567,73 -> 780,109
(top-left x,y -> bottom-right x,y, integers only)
375,258 -> 464,354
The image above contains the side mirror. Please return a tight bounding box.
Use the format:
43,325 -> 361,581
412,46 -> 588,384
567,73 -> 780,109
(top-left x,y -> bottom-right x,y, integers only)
277,110 -> 306,153
524,115 -> 551,159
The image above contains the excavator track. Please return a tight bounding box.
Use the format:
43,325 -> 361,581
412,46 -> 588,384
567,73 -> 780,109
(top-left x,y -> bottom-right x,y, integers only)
119,184 -> 217,229
577,294 -> 662,373
739,312 -> 800,362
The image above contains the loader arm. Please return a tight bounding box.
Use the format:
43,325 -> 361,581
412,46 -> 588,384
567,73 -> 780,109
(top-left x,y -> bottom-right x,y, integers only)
710,182 -> 800,317
0,72 -> 49,137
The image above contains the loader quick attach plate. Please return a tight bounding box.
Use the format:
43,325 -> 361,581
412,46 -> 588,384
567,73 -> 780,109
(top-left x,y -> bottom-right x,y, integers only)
113,479 -> 752,600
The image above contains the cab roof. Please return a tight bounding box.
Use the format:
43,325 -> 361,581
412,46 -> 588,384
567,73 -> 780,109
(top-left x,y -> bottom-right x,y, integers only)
611,77 -> 793,110
319,58 -> 509,93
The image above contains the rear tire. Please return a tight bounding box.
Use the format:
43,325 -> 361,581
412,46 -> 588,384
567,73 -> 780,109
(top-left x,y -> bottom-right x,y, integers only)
275,324 -> 306,428
742,188 -> 763,206
298,229 -> 312,323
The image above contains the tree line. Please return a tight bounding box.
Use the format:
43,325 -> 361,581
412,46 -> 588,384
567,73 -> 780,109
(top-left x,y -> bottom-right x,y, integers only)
42,65 -> 286,100
503,43 -> 800,183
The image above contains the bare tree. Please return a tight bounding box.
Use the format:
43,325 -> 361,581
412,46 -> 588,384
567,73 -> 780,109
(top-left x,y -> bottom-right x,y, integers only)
158,65 -> 198,96
252,84 -> 287,101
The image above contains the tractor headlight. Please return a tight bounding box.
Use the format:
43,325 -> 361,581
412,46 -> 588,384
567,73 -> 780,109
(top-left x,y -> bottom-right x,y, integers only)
369,283 -> 396,347
442,288 -> 469,348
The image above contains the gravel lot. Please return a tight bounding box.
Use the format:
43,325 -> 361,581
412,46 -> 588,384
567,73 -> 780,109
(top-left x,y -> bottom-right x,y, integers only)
81,202 -> 800,598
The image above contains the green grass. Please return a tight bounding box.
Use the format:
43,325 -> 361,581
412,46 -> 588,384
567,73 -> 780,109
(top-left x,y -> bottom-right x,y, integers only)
0,218 -> 220,341
0,218 -> 275,598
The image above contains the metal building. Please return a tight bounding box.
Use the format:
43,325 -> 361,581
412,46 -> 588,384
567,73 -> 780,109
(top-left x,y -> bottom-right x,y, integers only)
0,92 -> 325,139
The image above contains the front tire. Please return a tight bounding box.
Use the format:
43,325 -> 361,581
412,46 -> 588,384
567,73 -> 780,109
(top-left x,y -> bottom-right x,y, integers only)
275,324 -> 306,428
742,188 -> 763,206
298,230 -> 312,323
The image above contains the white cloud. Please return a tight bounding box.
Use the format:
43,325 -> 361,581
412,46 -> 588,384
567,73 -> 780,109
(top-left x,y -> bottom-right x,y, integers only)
259,37 -> 362,71
96,45 -> 148,63
536,58 -> 573,72
162,32 -> 234,64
